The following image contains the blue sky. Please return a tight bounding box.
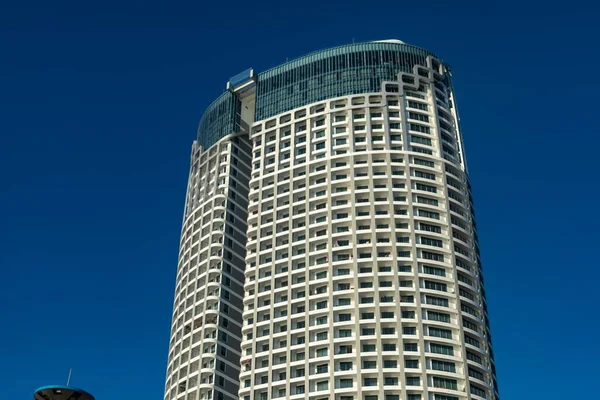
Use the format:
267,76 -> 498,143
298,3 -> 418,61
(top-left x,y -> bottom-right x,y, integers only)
1,1 -> 598,399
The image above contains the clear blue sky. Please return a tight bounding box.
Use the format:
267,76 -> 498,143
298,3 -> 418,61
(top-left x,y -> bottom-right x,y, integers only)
1,1 -> 598,399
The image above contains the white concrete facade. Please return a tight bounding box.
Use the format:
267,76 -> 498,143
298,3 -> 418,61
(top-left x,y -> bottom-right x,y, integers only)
240,58 -> 497,400
165,135 -> 252,400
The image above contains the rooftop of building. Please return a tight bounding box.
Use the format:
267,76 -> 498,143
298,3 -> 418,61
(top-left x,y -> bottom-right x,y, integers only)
34,385 -> 95,400
196,39 -> 441,148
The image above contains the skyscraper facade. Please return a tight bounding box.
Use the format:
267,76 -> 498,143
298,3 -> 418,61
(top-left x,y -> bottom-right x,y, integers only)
164,40 -> 499,400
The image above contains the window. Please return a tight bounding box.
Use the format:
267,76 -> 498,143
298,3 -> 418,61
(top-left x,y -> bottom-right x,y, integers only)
463,318 -> 480,332
339,313 -> 351,321
316,364 -> 328,373
405,359 -> 419,368
338,345 -> 352,354
219,331 -> 228,342
421,237 -> 443,247
406,376 -> 421,386
316,381 -> 328,391
465,335 -> 481,348
433,377 -> 458,390
428,311 -> 451,323
404,343 -> 418,351
339,362 -> 352,371
430,343 -> 454,356
340,379 -> 353,388
408,101 -> 428,111
413,159 -> 434,169
363,360 -> 376,369
409,112 -> 430,122
461,304 -> 478,316
417,196 -> 438,206
409,123 -> 430,133
400,295 -> 414,303
415,183 -> 437,193
458,273 -> 473,286
414,170 -> 436,180
424,265 -> 446,276
384,377 -> 398,386
362,344 -> 376,352
424,280 -> 447,291
316,348 -> 328,357
403,326 -> 416,335
421,251 -> 444,262
470,385 -> 487,398
469,367 -> 485,381
429,359 -> 456,374
467,351 -> 482,364
429,327 -> 452,339
363,378 -> 378,386
426,295 -> 449,307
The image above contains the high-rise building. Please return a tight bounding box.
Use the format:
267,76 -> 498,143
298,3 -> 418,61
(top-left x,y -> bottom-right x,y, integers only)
164,40 -> 499,400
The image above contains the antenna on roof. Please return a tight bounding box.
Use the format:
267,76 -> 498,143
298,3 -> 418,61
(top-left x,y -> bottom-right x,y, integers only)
352,37 -> 355,43
66,369 -> 72,386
